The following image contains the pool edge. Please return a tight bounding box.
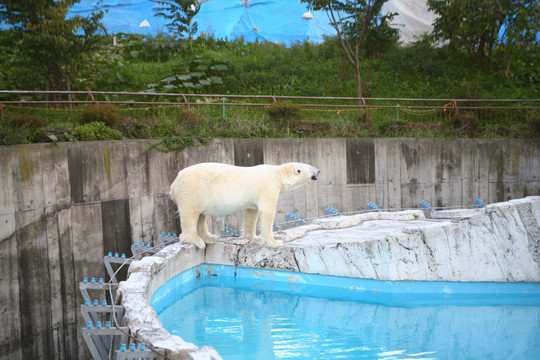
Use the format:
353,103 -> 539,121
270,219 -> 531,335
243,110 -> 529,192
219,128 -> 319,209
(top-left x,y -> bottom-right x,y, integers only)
118,197 -> 540,360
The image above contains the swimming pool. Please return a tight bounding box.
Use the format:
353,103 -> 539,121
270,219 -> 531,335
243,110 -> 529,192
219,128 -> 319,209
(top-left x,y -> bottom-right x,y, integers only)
151,264 -> 540,360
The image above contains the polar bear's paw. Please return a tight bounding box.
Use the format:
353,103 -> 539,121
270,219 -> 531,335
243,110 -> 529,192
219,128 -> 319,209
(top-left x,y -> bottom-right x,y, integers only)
250,237 -> 283,247
245,234 -> 260,243
180,233 -> 206,249
265,239 -> 284,247
202,233 -> 219,244
247,236 -> 263,245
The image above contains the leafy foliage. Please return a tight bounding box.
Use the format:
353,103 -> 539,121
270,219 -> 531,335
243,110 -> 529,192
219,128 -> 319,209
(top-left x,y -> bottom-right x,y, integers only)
7,114 -> 46,129
301,0 -> 397,97
81,41 -> 137,91
376,118 -> 409,136
0,0 -> 104,92
266,102 -> 303,121
427,0 -> 540,66
447,112 -> 482,137
81,104 -> 121,127
119,33 -> 186,62
527,113 -> 540,138
152,0 -> 200,50
0,4 -> 539,146
0,114 -> 46,144
71,121 -> 122,141
177,109 -> 204,129
146,54 -> 228,93
266,101 -> 303,136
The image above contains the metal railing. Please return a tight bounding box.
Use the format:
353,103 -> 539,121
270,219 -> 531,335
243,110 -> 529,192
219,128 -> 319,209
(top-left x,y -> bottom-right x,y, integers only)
1,90 -> 538,129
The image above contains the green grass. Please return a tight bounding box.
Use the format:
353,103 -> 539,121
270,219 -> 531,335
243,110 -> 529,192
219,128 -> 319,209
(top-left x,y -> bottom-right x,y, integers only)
1,34 -> 538,146
123,62 -> 179,91
2,100 -> 537,146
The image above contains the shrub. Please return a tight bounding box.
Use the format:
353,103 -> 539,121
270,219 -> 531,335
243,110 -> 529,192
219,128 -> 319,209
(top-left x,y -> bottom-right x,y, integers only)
266,102 -> 302,121
447,111 -> 482,137
80,104 -> 121,127
206,116 -> 277,138
178,109 -> 204,129
118,118 -> 150,139
146,55 -> 229,93
0,126 -> 38,145
71,122 -> 122,141
376,119 -> 409,136
356,109 -> 374,124
527,114 -> 540,138
292,120 -> 331,137
266,102 -> 302,136
0,114 -> 46,145
7,114 -> 46,129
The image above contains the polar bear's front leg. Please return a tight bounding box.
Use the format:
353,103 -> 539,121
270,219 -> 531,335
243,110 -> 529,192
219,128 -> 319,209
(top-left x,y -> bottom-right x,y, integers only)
197,214 -> 219,244
180,211 -> 207,249
257,208 -> 283,247
243,209 -> 259,242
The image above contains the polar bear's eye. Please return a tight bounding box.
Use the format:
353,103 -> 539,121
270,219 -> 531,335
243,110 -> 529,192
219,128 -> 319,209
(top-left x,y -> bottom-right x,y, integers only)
296,169 -> 302,174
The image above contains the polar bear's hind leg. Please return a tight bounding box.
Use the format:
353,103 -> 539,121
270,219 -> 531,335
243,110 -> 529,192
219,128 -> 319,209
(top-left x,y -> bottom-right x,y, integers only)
197,214 -> 219,244
179,210 -> 207,249
180,232 -> 206,249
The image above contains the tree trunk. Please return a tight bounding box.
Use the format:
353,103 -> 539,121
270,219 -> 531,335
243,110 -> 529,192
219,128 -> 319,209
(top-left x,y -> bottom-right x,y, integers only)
355,64 -> 363,100
66,72 -> 72,108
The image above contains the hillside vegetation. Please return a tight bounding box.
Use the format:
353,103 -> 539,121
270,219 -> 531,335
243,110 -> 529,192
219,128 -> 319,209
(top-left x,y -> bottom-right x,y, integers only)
93,34 -> 538,99
1,33 -> 539,145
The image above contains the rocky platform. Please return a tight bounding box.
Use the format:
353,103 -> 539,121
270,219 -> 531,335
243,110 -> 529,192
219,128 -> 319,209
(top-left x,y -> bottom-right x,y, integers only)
119,196 -> 540,359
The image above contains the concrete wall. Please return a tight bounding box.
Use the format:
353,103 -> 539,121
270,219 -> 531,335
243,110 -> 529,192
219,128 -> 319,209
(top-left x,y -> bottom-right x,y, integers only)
1,138 -> 539,360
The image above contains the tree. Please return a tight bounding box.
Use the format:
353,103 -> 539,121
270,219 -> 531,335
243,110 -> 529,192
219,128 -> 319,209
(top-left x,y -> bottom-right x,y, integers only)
427,0 -> 540,66
152,0 -> 200,51
0,0 -> 104,94
301,0 -> 397,98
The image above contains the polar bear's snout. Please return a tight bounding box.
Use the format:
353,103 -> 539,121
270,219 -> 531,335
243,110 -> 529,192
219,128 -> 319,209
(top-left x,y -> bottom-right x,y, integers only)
311,167 -> 320,180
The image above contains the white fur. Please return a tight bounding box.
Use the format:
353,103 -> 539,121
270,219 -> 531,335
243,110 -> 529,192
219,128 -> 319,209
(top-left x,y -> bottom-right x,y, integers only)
170,162 -> 320,249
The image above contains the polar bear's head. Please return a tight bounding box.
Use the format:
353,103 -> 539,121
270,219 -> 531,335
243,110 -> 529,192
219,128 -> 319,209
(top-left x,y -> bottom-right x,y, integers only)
279,162 -> 320,191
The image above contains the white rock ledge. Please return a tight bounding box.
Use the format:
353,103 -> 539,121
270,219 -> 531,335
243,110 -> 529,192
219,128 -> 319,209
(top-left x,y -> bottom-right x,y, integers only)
119,196 -> 540,360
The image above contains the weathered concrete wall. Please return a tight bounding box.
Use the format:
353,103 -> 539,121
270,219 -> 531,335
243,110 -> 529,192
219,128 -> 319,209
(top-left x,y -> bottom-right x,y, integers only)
1,138 -> 539,360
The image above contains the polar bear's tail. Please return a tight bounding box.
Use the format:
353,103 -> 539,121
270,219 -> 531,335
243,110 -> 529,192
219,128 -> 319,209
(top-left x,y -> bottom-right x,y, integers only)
169,175 -> 180,206
169,182 -> 178,204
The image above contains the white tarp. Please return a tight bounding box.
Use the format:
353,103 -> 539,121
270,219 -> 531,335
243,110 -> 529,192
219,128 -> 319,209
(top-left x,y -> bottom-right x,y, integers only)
382,0 -> 437,44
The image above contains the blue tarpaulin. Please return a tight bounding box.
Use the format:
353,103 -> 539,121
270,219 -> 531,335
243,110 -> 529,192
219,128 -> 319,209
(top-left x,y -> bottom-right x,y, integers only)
193,0 -> 336,44
69,0 -> 168,35
2,1 -> 448,45
67,0 -> 336,44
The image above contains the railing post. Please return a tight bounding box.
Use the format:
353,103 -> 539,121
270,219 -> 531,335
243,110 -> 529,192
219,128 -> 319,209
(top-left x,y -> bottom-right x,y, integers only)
182,94 -> 189,110
88,91 -> 95,105
222,98 -> 226,118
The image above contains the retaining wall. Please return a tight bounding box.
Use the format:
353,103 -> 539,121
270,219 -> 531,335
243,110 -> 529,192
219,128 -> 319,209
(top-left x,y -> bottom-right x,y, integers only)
1,138 -> 539,359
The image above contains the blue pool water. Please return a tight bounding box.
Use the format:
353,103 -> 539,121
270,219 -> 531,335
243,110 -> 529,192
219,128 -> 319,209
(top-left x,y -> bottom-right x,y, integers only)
151,265 -> 540,360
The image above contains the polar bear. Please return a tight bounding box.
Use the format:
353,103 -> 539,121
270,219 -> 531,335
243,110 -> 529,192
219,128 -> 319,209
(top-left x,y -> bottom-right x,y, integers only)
170,162 -> 320,249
